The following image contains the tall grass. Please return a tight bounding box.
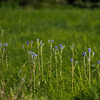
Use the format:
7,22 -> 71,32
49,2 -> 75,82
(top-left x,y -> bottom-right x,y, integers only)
0,8 -> 100,99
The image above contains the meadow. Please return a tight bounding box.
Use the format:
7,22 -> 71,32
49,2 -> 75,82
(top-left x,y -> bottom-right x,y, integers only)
0,7 -> 100,100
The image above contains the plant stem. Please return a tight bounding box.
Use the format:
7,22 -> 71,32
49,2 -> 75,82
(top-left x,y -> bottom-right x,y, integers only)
72,60 -> 74,92
50,43 -> 52,82
83,56 -> 86,79
41,47 -> 43,81
55,51 -> 58,84
60,50 -> 62,79
33,61 -> 36,99
38,44 -> 40,76
89,51 -> 91,84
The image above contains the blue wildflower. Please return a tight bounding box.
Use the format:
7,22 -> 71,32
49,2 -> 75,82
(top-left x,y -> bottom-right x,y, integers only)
59,44 -> 62,47
97,61 -> 100,64
55,46 -> 57,49
26,41 -> 29,44
71,59 -> 73,62
88,48 -> 91,52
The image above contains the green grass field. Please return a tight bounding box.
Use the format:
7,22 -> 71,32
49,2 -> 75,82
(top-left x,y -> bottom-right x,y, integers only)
0,7 -> 100,99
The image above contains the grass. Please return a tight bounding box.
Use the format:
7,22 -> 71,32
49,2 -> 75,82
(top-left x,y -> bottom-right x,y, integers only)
0,7 -> 100,99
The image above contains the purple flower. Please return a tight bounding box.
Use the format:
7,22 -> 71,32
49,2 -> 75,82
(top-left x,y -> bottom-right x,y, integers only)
72,44 -> 74,46
4,43 -> 8,46
88,48 -> 91,52
76,61 -> 78,63
93,64 -> 94,66
55,46 -> 57,49
26,41 -> 29,44
37,39 -> 39,41
70,59 -> 73,62
4,48 -> 5,51
83,52 -> 86,56
59,44 -> 62,47
0,43 -> 2,47
41,43 -> 43,45
97,61 -> 99,64
51,40 -> 53,42
31,41 -> 33,43
29,51 -> 31,53
33,54 -> 37,57
20,70 -> 22,73
22,45 -> 24,47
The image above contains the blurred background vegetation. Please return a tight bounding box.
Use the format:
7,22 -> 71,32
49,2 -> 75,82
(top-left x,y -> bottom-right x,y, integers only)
0,0 -> 100,9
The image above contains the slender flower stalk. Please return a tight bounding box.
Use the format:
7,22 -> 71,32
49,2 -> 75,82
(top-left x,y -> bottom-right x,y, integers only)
37,39 -> 40,76
83,52 -> 87,79
32,54 -> 37,99
0,43 -> 2,62
97,61 -> 100,82
88,48 -> 91,84
31,41 -> 33,51
71,58 -> 74,92
70,44 -> 74,92
48,40 -> 53,82
4,43 -> 8,67
40,42 -> 44,81
53,46 -> 59,84
59,44 -> 65,79
26,41 -> 30,64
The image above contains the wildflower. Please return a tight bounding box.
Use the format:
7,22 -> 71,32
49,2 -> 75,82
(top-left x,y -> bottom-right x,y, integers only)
83,52 -> 86,56
61,45 -> 65,49
70,59 -> 73,62
72,44 -> 74,46
37,39 -> 39,41
55,46 -> 57,49
93,52 -> 95,55
97,61 -> 100,64
4,43 -> 8,46
20,70 -> 22,73
4,48 -> 5,51
26,41 -> 29,44
31,41 -> 33,43
0,43 -> 2,47
51,40 -> 53,42
59,44 -> 62,47
93,64 -> 94,66
29,51 -> 31,53
76,61 -> 78,63
33,54 -> 37,57
22,45 -> 24,47
88,48 -> 91,52
40,43 -> 43,45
